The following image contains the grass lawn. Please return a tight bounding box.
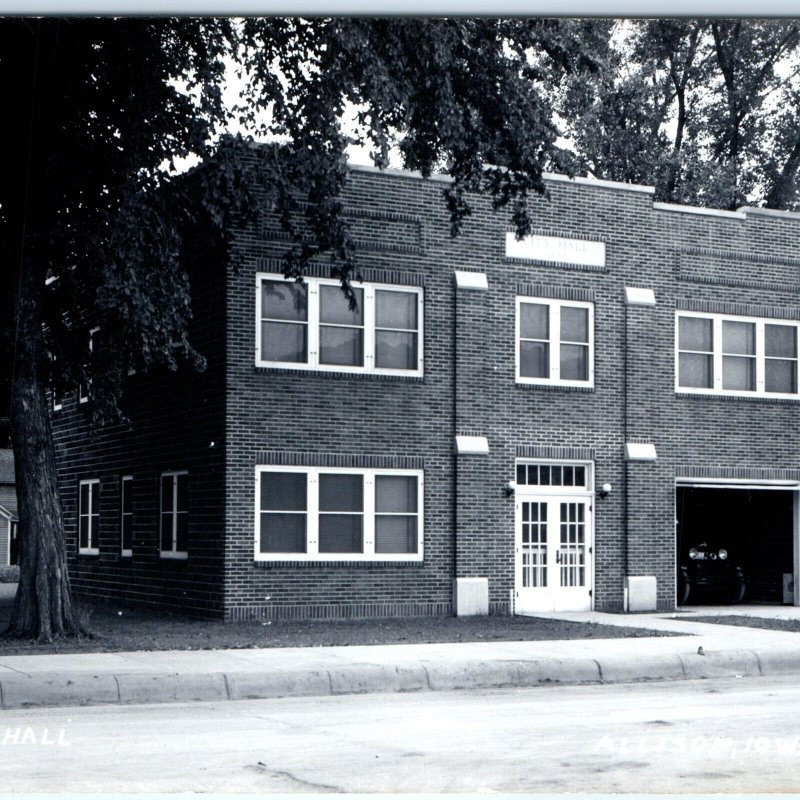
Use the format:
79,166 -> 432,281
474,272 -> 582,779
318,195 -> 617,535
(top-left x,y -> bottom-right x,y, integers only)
692,615 -> 800,632
0,586 -> 676,655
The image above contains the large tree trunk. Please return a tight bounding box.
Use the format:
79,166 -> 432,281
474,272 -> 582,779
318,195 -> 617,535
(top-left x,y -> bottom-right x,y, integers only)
4,264 -> 87,641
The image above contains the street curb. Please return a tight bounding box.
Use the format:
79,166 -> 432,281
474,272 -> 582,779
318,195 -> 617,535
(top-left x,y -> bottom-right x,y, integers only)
2,648 -> 800,710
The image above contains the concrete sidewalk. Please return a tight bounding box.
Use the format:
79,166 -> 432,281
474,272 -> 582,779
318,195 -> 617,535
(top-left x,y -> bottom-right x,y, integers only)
1,607 -> 800,710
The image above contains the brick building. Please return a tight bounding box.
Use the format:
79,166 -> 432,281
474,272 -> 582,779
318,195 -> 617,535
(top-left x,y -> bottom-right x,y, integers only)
50,162 -> 800,619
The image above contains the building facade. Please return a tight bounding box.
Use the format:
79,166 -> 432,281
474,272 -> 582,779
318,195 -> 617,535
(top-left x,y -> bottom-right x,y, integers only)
51,163 -> 800,619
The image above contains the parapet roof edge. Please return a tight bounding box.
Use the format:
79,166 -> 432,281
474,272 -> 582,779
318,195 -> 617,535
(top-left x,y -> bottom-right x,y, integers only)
347,162 -> 654,194
738,205 -> 800,222
652,201 -> 747,221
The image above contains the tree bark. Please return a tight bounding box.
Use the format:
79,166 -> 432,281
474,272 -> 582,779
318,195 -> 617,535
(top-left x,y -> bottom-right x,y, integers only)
4,262 -> 87,641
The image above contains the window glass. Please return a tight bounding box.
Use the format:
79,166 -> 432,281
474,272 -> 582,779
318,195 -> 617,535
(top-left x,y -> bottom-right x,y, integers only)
520,303 -> 549,340
722,320 -> 755,355
319,474 -> 363,512
261,321 -> 307,363
261,280 -> 307,321
376,476 -> 417,513
375,517 -> 417,554
320,327 -> 363,366
260,513 -> 306,553
520,341 -> 549,379
766,360 -> 796,394
175,513 -> 188,553
560,344 -> 588,381
679,317 -> 713,351
679,353 -> 713,389
376,290 -> 417,330
176,473 -> 188,513
260,472 -> 306,511
319,515 -> 363,553
161,475 -> 173,512
376,331 -> 417,370
561,307 -> 588,343
723,356 -> 755,391
320,286 -> 363,325
766,324 -> 797,358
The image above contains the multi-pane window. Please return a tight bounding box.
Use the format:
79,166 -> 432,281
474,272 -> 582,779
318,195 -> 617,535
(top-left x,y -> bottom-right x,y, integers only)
78,479 -> 100,555
255,466 -> 423,561
79,327 -> 99,403
120,475 -> 133,557
516,462 -> 588,490
516,298 -> 594,386
160,471 -> 188,559
256,274 -> 423,375
676,312 -> 800,397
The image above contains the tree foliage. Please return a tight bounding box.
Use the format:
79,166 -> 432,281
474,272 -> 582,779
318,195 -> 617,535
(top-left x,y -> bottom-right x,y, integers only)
0,17 -> 591,640
555,19 -> 800,211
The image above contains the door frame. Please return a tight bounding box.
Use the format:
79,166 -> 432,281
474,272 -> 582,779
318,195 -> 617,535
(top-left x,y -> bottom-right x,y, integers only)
514,458 -> 595,614
675,477 -> 800,607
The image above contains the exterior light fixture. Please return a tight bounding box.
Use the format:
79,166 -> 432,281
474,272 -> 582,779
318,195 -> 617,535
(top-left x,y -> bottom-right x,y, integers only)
504,480 -> 517,497
598,483 -> 612,499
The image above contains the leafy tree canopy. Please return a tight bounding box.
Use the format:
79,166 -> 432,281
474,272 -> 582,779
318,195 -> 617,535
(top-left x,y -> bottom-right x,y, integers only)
556,19 -> 800,211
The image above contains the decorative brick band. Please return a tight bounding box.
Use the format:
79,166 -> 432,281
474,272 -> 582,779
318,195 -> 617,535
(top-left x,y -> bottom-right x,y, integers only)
255,450 -> 425,470
504,257 -> 608,275
256,257 -> 425,286
516,445 -> 595,461
515,383 -> 594,394
517,283 -> 595,302
519,227 -> 606,244
675,391 -> 800,406
676,465 -> 800,482
676,247 -> 800,293
680,245 -> 800,268
342,205 -> 421,226
225,601 -> 452,622
676,297 -> 800,321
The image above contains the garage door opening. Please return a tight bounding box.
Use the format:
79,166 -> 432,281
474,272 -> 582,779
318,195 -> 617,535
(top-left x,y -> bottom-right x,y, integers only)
676,485 -> 795,606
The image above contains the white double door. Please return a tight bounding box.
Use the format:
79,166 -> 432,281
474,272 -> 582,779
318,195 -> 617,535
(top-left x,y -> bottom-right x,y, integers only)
515,494 -> 593,613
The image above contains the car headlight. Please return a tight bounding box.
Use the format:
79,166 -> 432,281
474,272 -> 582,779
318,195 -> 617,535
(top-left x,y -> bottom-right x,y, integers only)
689,548 -> 700,560
718,549 -> 728,560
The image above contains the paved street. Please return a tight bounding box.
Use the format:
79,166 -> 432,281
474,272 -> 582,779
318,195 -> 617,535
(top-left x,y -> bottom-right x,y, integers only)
1,675 -> 800,793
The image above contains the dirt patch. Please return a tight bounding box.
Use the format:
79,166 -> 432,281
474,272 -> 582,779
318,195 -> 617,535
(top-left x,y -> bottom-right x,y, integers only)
0,591 -> 676,655
692,615 -> 800,632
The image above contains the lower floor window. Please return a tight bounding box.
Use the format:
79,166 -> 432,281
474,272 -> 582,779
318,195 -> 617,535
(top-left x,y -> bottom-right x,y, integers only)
255,466 -> 423,561
160,471 -> 188,559
78,478 -> 100,555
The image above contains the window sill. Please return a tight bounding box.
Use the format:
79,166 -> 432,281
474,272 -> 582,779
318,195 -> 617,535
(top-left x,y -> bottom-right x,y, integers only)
253,559 -> 425,569
78,549 -> 99,557
254,365 -> 424,382
675,390 -> 800,405
515,381 -> 595,393
160,551 -> 188,560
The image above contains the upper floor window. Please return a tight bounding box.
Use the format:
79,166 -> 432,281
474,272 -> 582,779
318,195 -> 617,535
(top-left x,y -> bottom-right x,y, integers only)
516,297 -> 594,387
676,311 -> 800,398
160,471 -> 188,559
256,274 -> 423,375
255,466 -> 423,562
78,478 -> 100,555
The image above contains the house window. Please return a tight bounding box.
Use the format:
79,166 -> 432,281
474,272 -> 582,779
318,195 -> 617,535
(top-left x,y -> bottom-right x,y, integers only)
255,466 -> 423,561
160,471 -> 188,559
120,475 -> 133,557
676,312 -> 800,398
256,274 -> 423,375
78,479 -> 100,555
516,298 -> 594,386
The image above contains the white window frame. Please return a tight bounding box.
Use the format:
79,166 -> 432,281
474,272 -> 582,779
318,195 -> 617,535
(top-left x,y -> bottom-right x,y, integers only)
160,471 -> 188,560
120,475 -> 133,557
515,459 -> 594,494
78,478 -> 100,555
675,310 -> 800,399
254,465 -> 424,562
255,273 -> 424,376
515,297 -> 595,387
